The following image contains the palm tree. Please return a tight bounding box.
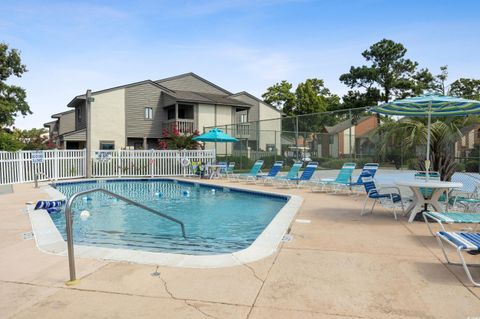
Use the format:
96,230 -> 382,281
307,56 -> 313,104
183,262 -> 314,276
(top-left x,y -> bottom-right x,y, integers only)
375,117 -> 467,181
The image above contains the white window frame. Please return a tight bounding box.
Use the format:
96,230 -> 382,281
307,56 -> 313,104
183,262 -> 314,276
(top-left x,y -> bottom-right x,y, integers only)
144,107 -> 153,120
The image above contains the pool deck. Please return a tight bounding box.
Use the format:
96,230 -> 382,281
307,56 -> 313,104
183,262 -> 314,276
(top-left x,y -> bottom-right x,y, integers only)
1,180 -> 480,318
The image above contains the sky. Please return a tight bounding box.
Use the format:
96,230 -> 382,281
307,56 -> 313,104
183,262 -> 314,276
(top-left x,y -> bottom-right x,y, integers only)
1,0 -> 480,129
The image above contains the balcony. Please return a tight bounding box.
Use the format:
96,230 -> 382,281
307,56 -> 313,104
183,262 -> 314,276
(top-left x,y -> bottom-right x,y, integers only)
163,119 -> 196,135
232,123 -> 250,138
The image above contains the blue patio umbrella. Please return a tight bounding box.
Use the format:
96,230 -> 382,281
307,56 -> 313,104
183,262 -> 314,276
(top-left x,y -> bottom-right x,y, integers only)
371,93 -> 480,179
192,128 -> 239,143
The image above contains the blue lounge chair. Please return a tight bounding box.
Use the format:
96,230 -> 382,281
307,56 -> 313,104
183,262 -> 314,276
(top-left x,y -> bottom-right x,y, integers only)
278,162 -> 318,188
268,161 -> 303,186
234,160 -> 264,182
423,211 -> 480,235
436,231 -> 480,287
310,163 -> 356,192
255,161 -> 284,184
361,176 -> 404,220
348,163 -> 379,190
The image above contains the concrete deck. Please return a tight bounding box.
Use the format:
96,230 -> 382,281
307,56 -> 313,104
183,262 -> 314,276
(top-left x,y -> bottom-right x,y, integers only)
1,181 -> 480,318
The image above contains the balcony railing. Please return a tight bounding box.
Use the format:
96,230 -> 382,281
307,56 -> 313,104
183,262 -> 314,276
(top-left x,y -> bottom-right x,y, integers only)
163,119 -> 196,134
232,123 -> 250,137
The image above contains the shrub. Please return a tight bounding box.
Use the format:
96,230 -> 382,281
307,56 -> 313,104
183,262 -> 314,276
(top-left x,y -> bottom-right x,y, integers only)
321,159 -> 349,169
465,160 -> 479,173
216,156 -> 252,170
406,158 -> 419,170
455,162 -> 465,173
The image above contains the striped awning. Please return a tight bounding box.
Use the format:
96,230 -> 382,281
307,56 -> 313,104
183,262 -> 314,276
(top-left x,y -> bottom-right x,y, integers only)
371,93 -> 480,117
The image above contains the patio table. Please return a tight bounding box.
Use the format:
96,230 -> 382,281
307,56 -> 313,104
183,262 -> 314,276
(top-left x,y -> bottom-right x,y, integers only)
396,180 -> 463,222
206,164 -> 226,179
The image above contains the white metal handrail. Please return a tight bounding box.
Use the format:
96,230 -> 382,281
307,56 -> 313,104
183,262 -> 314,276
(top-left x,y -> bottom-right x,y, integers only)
64,188 -> 186,285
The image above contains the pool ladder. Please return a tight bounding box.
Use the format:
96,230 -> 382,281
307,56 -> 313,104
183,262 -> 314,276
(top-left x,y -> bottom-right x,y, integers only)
64,188 -> 186,286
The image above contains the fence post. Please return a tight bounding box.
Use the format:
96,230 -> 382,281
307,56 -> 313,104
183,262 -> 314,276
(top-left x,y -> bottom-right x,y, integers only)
150,149 -> 154,178
83,149 -> 87,177
17,152 -> 24,183
295,116 -> 299,161
348,109 -> 353,161
117,150 -> 121,178
54,149 -> 59,180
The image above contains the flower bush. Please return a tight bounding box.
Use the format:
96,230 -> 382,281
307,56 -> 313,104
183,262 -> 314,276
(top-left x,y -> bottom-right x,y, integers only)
158,124 -> 201,150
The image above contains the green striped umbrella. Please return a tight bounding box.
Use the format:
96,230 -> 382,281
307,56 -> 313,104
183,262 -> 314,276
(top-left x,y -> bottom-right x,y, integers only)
371,93 -> 480,179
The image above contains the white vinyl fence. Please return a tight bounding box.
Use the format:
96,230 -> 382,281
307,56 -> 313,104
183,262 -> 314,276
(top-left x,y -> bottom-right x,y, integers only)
91,149 -> 215,177
0,149 -> 86,185
0,149 -> 217,184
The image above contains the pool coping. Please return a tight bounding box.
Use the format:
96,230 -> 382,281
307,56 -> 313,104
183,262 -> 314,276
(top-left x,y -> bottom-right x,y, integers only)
28,177 -> 303,268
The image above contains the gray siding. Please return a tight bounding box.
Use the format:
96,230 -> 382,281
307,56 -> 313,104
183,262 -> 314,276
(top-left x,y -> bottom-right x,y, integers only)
161,92 -> 176,106
75,103 -> 87,130
62,129 -> 86,141
125,83 -> 164,138
159,75 -> 227,94
58,111 -> 75,135
230,94 -> 260,122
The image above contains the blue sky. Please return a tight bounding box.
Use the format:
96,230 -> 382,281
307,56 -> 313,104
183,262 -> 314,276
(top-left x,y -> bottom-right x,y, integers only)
1,0 -> 480,129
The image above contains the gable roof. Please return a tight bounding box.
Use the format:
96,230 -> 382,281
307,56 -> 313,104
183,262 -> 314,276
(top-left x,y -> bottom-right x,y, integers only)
43,120 -> 57,128
325,116 -> 372,134
460,123 -> 480,135
52,109 -> 75,118
229,91 -> 282,114
156,72 -> 232,95
67,80 -> 174,108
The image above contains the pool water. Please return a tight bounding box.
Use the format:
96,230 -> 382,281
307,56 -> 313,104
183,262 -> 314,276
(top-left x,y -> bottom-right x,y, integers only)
51,179 -> 288,255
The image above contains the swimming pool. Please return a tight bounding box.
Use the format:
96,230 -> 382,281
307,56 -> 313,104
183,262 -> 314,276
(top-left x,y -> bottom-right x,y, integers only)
50,179 -> 289,256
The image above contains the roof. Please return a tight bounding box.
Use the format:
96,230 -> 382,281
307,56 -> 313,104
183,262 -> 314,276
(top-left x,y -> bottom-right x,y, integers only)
325,116 -> 372,134
229,91 -> 283,114
460,123 -> 480,135
61,129 -> 86,141
164,91 -> 251,107
51,109 -> 75,118
67,80 -> 174,108
43,120 -> 57,128
156,72 -> 232,95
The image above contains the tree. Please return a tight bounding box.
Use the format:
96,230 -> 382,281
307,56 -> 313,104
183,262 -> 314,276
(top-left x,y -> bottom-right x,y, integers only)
261,80 -> 295,113
160,125 -> 201,150
449,78 -> 480,100
435,65 -> 449,95
375,117 -> 467,180
0,129 -> 22,151
0,43 -> 30,127
262,78 -> 339,116
340,39 -> 432,105
13,128 -> 49,150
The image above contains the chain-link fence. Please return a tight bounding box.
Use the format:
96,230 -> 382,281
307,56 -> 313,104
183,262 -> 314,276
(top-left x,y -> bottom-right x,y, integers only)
204,108 -> 480,190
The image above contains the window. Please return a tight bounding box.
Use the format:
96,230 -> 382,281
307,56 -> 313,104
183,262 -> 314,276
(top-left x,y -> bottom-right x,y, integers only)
477,129 -> 480,138
167,106 -> 175,120
178,104 -> 194,119
77,107 -> 82,122
240,114 -> 248,123
99,141 -> 115,150
144,107 -> 153,120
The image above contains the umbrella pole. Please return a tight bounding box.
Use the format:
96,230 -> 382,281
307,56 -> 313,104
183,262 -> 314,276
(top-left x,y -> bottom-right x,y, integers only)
425,107 -> 432,182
